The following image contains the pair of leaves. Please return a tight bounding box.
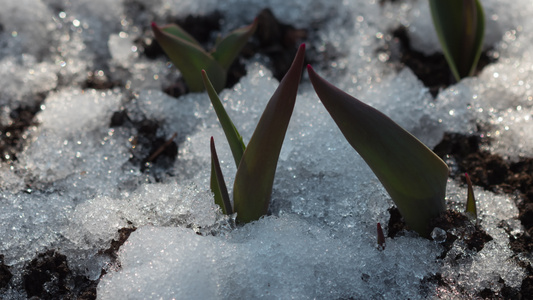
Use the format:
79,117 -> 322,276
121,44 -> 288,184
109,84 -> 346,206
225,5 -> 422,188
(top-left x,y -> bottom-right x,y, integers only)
205,44 -> 306,223
429,0 -> 485,81
152,19 -> 258,92
307,66 -> 449,237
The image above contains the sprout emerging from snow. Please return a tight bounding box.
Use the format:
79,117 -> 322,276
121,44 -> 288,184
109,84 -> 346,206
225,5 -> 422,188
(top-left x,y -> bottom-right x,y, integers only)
203,44 -> 306,223
307,65 -> 449,237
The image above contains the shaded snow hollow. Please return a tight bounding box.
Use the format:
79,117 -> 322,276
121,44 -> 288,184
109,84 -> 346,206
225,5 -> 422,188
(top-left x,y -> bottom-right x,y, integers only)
0,0 -> 532,299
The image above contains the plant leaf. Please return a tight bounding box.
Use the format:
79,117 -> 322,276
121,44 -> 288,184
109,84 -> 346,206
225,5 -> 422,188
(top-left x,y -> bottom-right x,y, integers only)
159,23 -> 202,46
151,22 -> 226,92
307,65 -> 449,237
233,44 -> 306,223
210,137 -> 232,215
212,18 -> 258,71
429,0 -> 485,80
465,173 -> 477,220
202,70 -> 246,167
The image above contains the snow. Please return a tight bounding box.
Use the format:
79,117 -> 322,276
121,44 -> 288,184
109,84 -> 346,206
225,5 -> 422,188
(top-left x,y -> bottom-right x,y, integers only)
0,0 -> 532,298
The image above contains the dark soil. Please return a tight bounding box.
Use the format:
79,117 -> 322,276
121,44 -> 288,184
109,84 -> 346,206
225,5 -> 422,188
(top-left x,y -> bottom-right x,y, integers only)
22,250 -> 97,300
432,132 -> 533,299
99,226 -> 137,263
385,130 -> 533,298
433,132 -> 533,238
83,70 -> 122,90
383,26 -> 498,97
110,110 -> 178,181
0,255 -> 12,290
0,95 -> 45,163
19,226 -> 136,300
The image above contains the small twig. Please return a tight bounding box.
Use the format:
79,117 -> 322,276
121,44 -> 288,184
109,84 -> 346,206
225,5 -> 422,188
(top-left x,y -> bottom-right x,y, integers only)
146,132 -> 178,162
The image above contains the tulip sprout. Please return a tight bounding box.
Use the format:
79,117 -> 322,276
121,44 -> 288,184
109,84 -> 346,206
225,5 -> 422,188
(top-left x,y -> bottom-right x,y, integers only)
152,19 -> 257,92
307,65 -> 449,237
203,44 -> 306,223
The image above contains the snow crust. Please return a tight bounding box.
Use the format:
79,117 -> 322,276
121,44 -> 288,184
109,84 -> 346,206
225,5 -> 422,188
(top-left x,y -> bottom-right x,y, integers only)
0,0 -> 532,298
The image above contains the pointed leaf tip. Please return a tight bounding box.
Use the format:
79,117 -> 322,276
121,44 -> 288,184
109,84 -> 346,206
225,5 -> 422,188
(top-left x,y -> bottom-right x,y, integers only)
465,173 -> 477,220
210,137 -> 232,215
233,43 -> 305,223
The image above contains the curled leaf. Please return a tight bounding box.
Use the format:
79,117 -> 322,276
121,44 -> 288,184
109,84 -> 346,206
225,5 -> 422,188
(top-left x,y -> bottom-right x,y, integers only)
429,0 -> 485,80
307,65 -> 449,237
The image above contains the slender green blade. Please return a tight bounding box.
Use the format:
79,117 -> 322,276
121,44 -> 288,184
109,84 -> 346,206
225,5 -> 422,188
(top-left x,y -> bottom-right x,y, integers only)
465,173 -> 477,220
429,0 -> 485,80
210,137 -> 233,215
469,0 -> 485,77
233,44 -> 306,223
151,22 -> 226,92
202,70 -> 246,167
307,65 -> 449,237
211,18 -> 258,71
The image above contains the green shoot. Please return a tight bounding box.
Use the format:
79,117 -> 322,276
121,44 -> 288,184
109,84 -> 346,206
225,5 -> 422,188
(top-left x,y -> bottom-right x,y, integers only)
307,65 -> 449,237
465,172 -> 477,221
429,0 -> 485,81
205,44 -> 306,223
202,70 -> 246,167
210,137 -> 232,215
152,19 -> 258,92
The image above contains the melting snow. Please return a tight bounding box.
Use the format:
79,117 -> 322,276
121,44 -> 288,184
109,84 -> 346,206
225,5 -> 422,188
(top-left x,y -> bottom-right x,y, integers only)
0,0 -> 532,299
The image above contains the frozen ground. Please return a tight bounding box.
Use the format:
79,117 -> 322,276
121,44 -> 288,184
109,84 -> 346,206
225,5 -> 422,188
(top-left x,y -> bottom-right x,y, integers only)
0,0 -> 532,299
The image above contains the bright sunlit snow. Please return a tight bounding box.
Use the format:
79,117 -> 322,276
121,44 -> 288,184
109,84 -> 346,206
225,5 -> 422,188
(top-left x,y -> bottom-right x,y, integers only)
1,0 -> 532,299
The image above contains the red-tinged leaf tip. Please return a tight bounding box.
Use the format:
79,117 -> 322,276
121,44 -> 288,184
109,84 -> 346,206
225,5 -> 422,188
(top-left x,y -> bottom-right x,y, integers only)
465,172 -> 477,220
377,223 -> 386,250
